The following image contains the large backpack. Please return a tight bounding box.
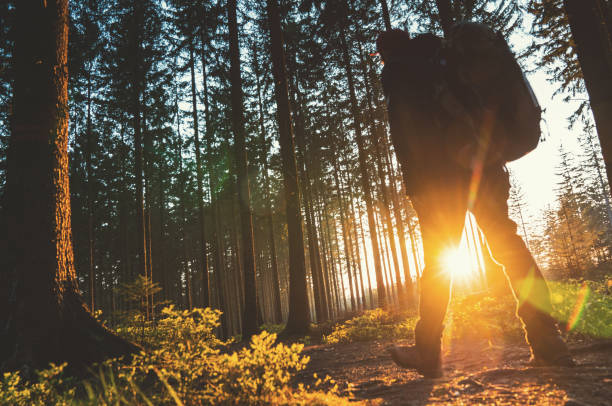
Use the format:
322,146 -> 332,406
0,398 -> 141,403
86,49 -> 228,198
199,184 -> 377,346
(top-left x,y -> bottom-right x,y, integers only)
379,23 -> 541,165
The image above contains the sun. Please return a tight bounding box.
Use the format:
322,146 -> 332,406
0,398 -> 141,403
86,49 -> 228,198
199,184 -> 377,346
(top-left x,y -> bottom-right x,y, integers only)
442,246 -> 477,281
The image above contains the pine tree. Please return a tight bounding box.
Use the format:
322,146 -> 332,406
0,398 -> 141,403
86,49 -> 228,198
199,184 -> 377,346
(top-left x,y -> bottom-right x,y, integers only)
266,0 -> 311,334
563,0 -> 612,196
228,0 -> 259,339
0,0 -> 138,373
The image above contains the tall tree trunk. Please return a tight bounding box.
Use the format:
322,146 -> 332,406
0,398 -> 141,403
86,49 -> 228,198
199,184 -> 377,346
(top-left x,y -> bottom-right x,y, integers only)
564,0 -> 612,197
332,159 -> 356,312
339,29 -> 387,308
157,186 -> 168,303
213,201 -> 228,337
145,197 -> 154,318
130,1 -> 148,315
266,0 -> 311,334
383,141 -> 415,306
436,0 -> 454,37
360,46 -> 412,308
317,197 -> 335,317
199,28 -> 228,335
228,0 -> 259,339
291,83 -> 328,323
189,46 -> 210,307
0,0 -> 137,373
174,78 -> 193,311
586,133 -> 612,228
330,220 -> 349,314
85,68 -> 95,312
380,0 -> 392,30
251,43 -> 283,324
354,197 -> 375,307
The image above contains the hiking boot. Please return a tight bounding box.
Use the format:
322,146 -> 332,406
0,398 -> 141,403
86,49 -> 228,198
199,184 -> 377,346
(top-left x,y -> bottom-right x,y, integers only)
388,344 -> 443,378
519,302 -> 576,367
528,334 -> 576,367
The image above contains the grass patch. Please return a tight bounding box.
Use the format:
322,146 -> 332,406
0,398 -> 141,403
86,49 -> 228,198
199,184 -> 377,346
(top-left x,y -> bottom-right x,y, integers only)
549,279 -> 612,339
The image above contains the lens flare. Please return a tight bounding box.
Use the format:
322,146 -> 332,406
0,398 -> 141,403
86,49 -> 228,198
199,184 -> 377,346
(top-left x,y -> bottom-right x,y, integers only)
467,110 -> 495,210
442,246 -> 475,280
566,282 -> 590,332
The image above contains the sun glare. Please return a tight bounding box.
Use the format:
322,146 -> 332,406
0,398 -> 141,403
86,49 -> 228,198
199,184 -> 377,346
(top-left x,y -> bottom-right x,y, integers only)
442,246 -> 478,281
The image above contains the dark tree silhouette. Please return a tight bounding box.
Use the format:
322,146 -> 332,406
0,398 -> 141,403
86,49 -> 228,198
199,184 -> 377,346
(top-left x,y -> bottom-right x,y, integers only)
0,0 -> 137,374
188,45 -> 211,307
564,0 -> 612,198
267,0 -> 311,334
228,0 -> 259,339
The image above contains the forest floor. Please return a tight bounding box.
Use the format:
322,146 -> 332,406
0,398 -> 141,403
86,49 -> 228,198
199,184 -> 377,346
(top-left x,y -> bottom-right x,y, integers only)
300,336 -> 612,405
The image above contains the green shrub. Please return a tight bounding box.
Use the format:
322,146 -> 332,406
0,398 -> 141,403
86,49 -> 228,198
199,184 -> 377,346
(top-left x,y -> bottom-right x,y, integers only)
0,306 -> 352,405
447,293 -> 524,343
323,309 -> 416,344
0,364 -> 75,406
260,323 -> 285,335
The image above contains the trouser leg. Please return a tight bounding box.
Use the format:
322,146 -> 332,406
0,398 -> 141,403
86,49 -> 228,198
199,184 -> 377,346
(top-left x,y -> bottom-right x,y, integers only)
412,192 -> 465,364
473,166 -> 565,359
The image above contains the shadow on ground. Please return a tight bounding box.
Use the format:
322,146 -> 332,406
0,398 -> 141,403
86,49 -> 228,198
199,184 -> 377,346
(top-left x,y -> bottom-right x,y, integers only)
300,338 -> 612,405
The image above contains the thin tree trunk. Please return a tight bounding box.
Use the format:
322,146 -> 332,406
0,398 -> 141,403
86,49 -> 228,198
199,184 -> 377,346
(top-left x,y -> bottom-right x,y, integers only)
189,46 -> 211,308
228,0 -> 259,339
266,0 -> 311,335
354,198 -> 375,307
174,77 -> 192,311
251,44 -> 283,324
360,46 -> 409,308
85,68 -> 95,312
131,1 -> 148,317
291,86 -> 328,323
331,221 -> 349,314
199,28 -> 228,333
340,28 -> 387,308
314,192 -> 334,320
333,161 -> 357,312
380,0 -> 392,30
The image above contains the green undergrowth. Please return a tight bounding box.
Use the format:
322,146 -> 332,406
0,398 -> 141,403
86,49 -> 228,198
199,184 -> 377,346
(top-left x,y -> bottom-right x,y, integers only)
323,279 -> 612,346
447,291 -> 524,343
549,279 -> 612,339
323,308 -> 417,344
448,278 -> 612,342
1,306 -> 353,405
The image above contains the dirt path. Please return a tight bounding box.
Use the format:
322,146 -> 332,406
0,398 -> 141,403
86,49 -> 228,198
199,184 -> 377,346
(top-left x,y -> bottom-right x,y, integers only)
300,338 -> 612,405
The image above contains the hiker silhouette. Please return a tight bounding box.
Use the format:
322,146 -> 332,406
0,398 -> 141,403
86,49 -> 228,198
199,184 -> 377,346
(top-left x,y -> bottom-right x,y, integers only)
377,23 -> 574,378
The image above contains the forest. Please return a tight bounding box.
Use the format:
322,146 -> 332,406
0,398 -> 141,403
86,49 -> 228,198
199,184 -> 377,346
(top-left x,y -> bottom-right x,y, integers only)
0,0 -> 611,405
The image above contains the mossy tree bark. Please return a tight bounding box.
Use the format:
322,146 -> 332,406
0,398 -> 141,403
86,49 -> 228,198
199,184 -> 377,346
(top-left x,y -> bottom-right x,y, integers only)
0,0 -> 138,375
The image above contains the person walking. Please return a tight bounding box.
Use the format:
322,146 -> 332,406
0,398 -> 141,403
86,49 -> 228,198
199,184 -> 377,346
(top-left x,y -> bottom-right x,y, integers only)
377,25 -> 575,378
